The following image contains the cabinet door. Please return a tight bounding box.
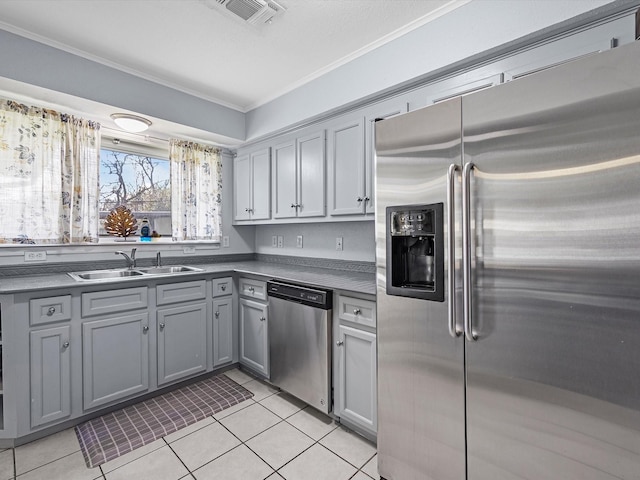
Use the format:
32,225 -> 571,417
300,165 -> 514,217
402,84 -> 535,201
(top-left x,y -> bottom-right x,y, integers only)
239,298 -> 269,377
82,313 -> 149,410
251,148 -> 271,220
336,325 -> 377,433
157,303 -> 207,386
328,118 -> 365,215
212,296 -> 233,367
298,130 -> 326,218
233,154 -> 251,221
272,140 -> 297,219
365,105 -> 406,214
30,325 -> 71,427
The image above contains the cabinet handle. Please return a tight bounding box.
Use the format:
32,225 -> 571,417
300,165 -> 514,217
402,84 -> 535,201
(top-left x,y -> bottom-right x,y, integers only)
221,285 -> 227,291
142,325 -> 149,333
356,197 -> 364,203
291,203 -> 296,208
248,286 -> 255,293
245,207 -> 249,212
47,306 -> 56,316
336,340 -> 344,346
62,341 -> 70,349
364,196 -> 370,202
215,311 -> 220,318
353,308 -> 361,315
260,317 -> 266,322
159,323 -> 165,330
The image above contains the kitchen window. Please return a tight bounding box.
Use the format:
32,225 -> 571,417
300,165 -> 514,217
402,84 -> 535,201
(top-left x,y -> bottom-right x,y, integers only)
99,148 -> 172,239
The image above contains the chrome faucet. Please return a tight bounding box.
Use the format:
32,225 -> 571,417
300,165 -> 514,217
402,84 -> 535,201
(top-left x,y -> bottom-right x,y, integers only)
115,248 -> 137,269
156,251 -> 162,267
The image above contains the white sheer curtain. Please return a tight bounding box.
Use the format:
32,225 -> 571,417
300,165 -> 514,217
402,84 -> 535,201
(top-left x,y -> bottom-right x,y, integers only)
0,100 -> 100,244
169,139 -> 222,241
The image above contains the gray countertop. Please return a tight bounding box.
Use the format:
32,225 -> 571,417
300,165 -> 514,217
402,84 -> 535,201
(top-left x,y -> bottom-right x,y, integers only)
0,261 -> 376,296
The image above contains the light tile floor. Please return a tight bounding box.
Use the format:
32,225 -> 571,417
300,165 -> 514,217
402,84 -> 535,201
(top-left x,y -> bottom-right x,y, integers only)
0,368 -> 380,480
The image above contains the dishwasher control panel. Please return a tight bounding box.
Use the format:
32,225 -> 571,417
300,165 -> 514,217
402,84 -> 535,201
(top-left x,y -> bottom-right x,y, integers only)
267,281 -> 332,309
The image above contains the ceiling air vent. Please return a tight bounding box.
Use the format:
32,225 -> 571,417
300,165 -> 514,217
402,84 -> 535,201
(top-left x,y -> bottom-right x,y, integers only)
207,0 -> 285,25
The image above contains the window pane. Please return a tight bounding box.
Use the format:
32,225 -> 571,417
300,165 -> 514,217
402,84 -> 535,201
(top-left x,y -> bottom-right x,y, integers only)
99,149 -> 171,237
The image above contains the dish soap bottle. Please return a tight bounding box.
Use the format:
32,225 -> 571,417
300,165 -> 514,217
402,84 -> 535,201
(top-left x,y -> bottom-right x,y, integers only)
140,217 -> 151,241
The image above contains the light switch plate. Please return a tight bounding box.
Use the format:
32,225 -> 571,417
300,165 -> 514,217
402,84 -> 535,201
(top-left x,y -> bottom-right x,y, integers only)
296,235 -> 303,248
336,237 -> 343,251
222,236 -> 230,247
272,235 -> 278,248
277,235 -> 284,248
25,251 -> 46,262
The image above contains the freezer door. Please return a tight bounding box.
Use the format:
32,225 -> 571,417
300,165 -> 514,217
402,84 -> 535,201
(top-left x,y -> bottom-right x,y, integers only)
375,97 -> 465,480
463,41 -> 640,479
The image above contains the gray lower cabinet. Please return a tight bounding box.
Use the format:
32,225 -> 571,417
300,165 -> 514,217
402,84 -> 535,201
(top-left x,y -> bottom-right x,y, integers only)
239,297 -> 269,377
335,324 -> 377,434
212,296 -> 233,367
30,325 -> 71,427
82,313 -> 150,410
157,303 -> 207,386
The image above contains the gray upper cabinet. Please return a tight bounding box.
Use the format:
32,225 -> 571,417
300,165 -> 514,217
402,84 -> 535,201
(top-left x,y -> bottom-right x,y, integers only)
30,325 -> 71,427
234,147 -> 271,221
157,303 -> 207,386
272,130 -> 326,219
82,313 -> 150,410
327,117 -> 365,216
364,103 -> 407,215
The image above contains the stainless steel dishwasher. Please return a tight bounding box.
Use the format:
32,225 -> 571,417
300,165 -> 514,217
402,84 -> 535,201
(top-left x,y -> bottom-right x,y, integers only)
267,280 -> 333,414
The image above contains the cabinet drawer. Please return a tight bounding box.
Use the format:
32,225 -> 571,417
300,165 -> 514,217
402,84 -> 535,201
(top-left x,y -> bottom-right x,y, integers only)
30,295 -> 71,326
338,295 -> 376,329
157,280 -> 206,305
239,278 -> 267,301
212,277 -> 233,297
82,287 -> 148,317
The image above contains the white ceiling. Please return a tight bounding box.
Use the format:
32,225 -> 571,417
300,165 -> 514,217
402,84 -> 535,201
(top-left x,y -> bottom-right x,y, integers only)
0,0 -> 464,113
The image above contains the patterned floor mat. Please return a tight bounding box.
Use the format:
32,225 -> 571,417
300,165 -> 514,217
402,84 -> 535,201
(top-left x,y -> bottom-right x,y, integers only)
75,373 -> 253,468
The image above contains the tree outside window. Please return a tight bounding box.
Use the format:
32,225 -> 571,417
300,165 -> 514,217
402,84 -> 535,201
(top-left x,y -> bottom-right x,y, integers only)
99,149 -> 171,237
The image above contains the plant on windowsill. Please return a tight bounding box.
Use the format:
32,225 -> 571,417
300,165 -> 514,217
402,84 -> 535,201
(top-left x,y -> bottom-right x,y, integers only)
104,205 -> 138,241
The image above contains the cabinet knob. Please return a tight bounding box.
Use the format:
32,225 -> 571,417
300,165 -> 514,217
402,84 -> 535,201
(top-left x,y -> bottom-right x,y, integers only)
47,306 -> 56,316
221,285 -> 227,291
245,207 -> 249,212
364,196 -> 370,202
142,325 -> 149,333
260,317 -> 266,322
356,197 -> 363,202
159,323 -> 165,330
290,203 -> 296,208
336,340 -> 344,346
353,308 -> 362,315
248,286 -> 255,293
215,311 -> 220,318
62,341 -> 70,349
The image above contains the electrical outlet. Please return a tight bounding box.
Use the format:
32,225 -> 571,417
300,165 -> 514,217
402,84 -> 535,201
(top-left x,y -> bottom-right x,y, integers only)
277,235 -> 284,248
336,237 -> 343,251
183,246 -> 196,254
24,251 -> 46,262
222,236 -> 230,247
272,235 -> 278,248
296,235 -> 303,248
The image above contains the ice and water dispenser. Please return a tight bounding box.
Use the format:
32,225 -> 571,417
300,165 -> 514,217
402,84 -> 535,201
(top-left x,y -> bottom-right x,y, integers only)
386,203 -> 444,301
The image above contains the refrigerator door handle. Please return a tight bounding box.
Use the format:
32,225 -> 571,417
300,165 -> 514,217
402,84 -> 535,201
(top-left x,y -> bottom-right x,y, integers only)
447,163 -> 462,338
462,162 -> 478,341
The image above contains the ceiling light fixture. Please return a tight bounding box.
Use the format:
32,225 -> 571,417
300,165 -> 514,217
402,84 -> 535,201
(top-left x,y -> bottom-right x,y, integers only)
110,113 -> 152,133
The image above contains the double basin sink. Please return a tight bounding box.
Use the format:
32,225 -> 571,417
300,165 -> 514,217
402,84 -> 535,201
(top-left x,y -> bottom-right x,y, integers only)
68,265 -> 204,281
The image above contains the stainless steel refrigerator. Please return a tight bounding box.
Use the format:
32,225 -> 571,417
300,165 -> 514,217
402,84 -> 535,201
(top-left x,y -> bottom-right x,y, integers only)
375,40 -> 640,480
